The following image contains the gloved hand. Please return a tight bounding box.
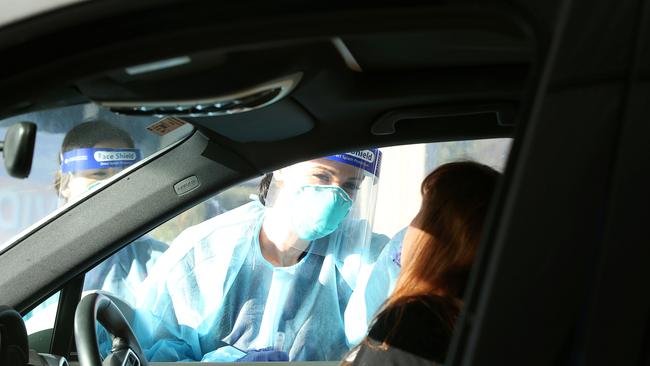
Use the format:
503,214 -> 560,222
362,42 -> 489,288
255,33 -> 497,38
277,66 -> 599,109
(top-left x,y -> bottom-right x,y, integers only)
390,243 -> 402,266
389,227 -> 405,267
236,347 -> 289,362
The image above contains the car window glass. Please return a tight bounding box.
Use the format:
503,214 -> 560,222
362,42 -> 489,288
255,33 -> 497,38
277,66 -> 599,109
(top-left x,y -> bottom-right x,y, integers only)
22,291 -> 60,352
82,138 -> 511,363
374,139 -> 510,238
0,104 -> 194,251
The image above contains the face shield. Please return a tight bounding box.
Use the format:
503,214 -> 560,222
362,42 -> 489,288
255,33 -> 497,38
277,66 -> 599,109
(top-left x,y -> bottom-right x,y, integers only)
263,148 -> 381,257
58,147 -> 142,203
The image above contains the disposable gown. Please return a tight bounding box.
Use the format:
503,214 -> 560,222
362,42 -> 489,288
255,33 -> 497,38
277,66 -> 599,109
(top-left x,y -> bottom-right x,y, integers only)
83,236 -> 168,358
83,236 -> 169,305
344,228 -> 404,345
131,201 -> 388,362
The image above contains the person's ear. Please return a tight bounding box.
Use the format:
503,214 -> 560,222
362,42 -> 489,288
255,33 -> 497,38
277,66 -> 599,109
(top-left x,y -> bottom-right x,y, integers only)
57,172 -> 71,200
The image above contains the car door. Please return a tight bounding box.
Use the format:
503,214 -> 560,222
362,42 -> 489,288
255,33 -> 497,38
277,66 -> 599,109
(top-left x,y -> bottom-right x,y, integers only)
448,0 -> 650,365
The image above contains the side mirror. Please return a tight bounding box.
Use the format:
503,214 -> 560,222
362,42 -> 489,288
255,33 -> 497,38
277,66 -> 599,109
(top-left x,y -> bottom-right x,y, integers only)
0,122 -> 37,178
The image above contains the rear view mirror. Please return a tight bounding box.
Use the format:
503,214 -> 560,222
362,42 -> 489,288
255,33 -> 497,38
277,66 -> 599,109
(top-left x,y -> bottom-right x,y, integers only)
0,122 -> 37,178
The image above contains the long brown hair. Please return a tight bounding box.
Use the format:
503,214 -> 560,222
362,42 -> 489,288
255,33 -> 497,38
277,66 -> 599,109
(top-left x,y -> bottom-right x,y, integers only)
346,161 -> 499,363
389,161 -> 499,303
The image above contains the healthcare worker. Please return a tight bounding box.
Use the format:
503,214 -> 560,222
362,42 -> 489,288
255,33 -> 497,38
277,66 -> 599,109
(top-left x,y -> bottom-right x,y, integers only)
24,121 -> 169,337
131,149 -> 388,362
56,121 -> 168,305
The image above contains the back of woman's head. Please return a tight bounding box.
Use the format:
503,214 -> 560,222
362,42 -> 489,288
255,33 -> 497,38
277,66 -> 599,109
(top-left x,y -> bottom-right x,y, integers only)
393,161 -> 500,301
344,161 -> 500,364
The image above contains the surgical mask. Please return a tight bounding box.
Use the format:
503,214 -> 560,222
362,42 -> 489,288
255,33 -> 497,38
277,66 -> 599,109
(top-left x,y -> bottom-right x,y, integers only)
288,185 -> 353,241
86,180 -> 105,191
58,174 -> 109,205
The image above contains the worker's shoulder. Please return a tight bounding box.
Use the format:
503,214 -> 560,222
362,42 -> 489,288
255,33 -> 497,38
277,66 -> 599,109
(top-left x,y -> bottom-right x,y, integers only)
151,201 -> 263,268
175,200 -> 264,244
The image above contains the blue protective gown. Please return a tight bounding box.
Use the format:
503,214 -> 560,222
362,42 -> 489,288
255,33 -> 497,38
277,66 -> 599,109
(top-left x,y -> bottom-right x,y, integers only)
131,201 -> 388,362
83,236 -> 168,358
83,236 -> 169,306
344,228 -> 404,345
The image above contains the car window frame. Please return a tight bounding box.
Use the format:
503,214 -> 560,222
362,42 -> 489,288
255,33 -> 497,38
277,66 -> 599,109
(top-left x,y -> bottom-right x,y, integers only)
29,135 -> 514,363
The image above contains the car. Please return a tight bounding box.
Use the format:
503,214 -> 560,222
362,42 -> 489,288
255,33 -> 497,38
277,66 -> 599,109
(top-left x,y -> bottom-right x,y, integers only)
0,1 -> 647,365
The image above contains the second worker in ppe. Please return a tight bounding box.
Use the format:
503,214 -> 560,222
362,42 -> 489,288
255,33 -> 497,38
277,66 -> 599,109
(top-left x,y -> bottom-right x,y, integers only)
55,121 -> 169,305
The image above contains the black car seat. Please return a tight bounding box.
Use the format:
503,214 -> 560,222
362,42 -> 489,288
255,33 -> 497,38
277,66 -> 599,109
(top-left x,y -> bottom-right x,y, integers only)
0,305 -> 29,366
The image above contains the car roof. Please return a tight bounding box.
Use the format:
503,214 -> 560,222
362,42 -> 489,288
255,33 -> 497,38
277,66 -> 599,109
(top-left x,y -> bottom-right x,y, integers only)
0,1 -> 534,171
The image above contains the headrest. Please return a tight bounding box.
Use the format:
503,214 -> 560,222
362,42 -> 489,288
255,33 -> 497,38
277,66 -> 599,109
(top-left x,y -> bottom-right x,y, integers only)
0,305 -> 29,366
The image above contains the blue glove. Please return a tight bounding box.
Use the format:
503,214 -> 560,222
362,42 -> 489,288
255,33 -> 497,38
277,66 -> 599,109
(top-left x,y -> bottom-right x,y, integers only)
236,347 -> 289,362
390,242 -> 402,266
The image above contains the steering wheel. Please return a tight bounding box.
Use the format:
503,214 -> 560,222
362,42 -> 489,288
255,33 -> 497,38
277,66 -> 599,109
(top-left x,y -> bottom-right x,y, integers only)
74,293 -> 148,366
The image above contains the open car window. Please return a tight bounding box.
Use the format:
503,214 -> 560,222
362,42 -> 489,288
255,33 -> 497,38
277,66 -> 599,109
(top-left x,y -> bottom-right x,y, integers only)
76,137 -> 511,363
0,104 -> 194,250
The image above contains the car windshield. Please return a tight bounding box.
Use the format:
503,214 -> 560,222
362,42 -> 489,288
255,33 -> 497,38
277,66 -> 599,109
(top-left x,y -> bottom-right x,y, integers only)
0,103 -> 194,250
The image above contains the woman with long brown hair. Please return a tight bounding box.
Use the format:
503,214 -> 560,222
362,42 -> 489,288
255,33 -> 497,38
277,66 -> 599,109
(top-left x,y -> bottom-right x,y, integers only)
347,161 -> 500,365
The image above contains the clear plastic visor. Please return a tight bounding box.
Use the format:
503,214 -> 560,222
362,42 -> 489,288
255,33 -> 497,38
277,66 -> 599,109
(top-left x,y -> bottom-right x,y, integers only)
56,147 -> 142,204
261,150 -> 381,258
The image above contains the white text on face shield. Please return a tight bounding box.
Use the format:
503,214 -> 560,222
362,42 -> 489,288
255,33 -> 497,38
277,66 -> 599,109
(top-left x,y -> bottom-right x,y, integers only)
63,155 -> 88,164
93,151 -> 137,162
346,150 -> 375,164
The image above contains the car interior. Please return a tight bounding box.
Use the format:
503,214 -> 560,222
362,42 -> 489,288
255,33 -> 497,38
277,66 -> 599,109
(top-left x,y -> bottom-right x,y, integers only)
0,0 -> 649,365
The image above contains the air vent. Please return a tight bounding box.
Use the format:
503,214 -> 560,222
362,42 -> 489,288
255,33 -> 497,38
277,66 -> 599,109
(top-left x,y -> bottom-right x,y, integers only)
99,72 -> 301,117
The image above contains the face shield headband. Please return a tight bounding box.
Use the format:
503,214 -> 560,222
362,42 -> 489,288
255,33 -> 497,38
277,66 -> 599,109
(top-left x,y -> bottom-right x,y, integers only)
324,148 -> 381,179
60,148 -> 142,174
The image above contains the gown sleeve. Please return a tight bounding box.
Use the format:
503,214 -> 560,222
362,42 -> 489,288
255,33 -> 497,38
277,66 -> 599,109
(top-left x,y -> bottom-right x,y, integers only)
344,228 -> 404,345
130,201 -> 264,361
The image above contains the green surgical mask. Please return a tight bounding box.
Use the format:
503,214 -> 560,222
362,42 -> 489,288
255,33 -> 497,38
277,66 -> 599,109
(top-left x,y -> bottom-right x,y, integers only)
86,180 -> 105,192
288,185 -> 353,241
